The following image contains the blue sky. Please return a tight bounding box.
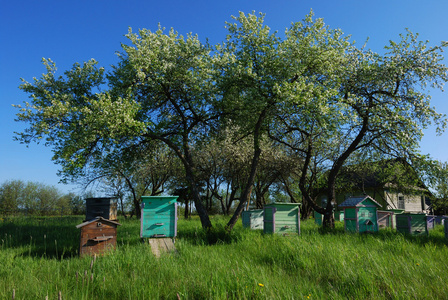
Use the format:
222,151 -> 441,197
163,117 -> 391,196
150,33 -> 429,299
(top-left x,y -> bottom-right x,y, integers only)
1,0 -> 447,194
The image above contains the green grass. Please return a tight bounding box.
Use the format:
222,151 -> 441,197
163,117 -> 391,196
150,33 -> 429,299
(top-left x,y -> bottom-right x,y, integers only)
0,215 -> 447,299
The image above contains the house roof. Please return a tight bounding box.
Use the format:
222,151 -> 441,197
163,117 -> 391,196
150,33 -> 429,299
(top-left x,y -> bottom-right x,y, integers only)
337,158 -> 430,193
339,195 -> 382,208
76,216 -> 121,228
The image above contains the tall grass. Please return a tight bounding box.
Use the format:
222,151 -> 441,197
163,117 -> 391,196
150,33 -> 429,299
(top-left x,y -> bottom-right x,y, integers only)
0,215 -> 447,299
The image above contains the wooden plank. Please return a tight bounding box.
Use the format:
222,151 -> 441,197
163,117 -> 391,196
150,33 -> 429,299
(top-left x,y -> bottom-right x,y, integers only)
148,238 -> 176,258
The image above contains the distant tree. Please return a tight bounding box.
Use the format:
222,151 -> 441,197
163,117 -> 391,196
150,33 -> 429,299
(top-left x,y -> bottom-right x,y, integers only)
0,180 -> 25,214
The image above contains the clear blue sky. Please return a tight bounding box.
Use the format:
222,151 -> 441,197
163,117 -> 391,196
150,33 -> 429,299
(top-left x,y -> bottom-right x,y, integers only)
1,0 -> 447,194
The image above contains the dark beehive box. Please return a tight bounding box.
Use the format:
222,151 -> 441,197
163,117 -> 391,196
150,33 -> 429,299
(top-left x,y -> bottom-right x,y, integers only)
76,217 -> 121,257
85,197 -> 117,221
444,218 -> 448,239
396,213 -> 428,236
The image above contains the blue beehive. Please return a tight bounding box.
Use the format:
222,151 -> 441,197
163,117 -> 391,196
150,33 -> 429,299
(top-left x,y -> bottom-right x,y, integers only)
140,196 -> 178,238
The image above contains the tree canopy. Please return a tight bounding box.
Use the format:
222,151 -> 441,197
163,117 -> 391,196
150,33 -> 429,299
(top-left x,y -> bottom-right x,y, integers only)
15,11 -> 447,228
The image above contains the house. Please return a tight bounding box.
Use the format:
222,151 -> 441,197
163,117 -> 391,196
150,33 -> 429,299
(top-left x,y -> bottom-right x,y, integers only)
318,159 -> 431,214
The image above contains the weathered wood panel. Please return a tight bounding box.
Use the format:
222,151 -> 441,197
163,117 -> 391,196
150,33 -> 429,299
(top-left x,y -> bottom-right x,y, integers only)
377,211 -> 394,228
242,209 -> 264,229
77,217 -> 120,257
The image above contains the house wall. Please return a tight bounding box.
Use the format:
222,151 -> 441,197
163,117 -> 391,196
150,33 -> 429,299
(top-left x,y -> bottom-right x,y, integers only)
333,188 -> 427,213
384,190 -> 428,213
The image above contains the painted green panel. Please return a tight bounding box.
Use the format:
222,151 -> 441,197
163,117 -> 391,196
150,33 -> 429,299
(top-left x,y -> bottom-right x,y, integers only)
141,196 -> 178,238
396,213 -> 428,236
358,207 -> 378,233
314,211 -> 322,225
345,219 -> 357,233
345,208 -> 357,219
264,203 -> 300,234
242,210 -> 263,229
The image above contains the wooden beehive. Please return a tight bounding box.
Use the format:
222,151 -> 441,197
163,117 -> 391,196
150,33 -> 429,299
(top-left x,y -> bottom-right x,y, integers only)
242,209 -> 264,229
76,216 -> 121,257
334,210 -> 345,222
395,213 -> 428,236
377,210 -> 394,228
263,203 -> 300,235
444,217 -> 448,239
426,215 -> 435,230
339,196 -> 381,233
314,211 -> 322,225
85,197 -> 117,221
140,196 -> 178,238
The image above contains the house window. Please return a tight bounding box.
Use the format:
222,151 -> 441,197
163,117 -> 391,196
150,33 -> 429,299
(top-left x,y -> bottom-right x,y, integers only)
398,196 -> 405,210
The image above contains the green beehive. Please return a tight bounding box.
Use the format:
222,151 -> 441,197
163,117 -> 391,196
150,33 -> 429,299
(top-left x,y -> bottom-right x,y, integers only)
334,210 -> 345,221
263,203 -> 301,235
395,213 -> 428,236
140,196 -> 178,238
242,209 -> 264,229
339,196 -> 381,233
314,211 -> 322,225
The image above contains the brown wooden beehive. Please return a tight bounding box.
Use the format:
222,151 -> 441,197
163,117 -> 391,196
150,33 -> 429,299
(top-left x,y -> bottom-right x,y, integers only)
76,216 -> 121,257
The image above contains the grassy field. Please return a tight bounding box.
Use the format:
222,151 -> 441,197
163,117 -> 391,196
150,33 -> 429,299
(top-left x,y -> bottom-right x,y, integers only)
0,215 -> 447,299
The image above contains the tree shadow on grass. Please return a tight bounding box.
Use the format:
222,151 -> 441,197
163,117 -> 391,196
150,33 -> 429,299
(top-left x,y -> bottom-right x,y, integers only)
178,224 -> 243,246
0,216 -> 82,259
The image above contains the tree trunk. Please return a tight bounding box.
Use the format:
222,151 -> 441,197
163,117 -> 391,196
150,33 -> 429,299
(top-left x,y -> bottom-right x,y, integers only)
226,147 -> 262,230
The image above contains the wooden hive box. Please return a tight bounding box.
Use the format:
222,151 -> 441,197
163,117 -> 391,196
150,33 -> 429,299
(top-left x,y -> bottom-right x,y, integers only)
140,196 -> 178,238
339,196 -> 381,233
85,197 -> 117,221
314,211 -> 322,225
242,209 -> 264,230
395,213 -> 428,236
377,210 -> 394,229
263,203 -> 301,235
76,216 -> 121,257
334,210 -> 345,222
444,217 -> 448,239
426,215 -> 435,230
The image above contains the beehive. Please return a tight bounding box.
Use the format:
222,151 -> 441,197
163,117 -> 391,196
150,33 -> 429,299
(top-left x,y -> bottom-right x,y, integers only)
76,216 -> 121,257
263,203 -> 300,235
395,213 -> 428,236
334,210 -> 345,222
140,196 -> 178,238
444,217 -> 448,239
85,197 -> 117,221
242,209 -> 264,229
426,215 -> 435,230
377,210 -> 394,228
339,196 -> 381,233
314,211 -> 322,225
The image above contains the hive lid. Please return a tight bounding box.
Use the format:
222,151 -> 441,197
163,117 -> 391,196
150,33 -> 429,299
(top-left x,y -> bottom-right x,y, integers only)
76,216 -> 121,228
339,195 -> 381,208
